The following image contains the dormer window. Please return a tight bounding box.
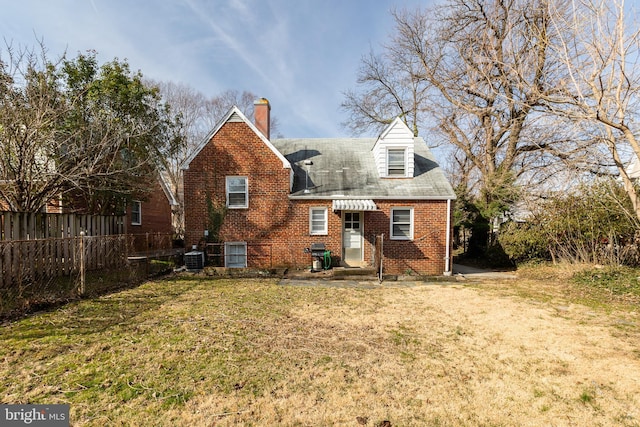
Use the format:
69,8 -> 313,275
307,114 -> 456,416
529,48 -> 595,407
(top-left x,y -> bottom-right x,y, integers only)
372,117 -> 415,179
387,148 -> 406,177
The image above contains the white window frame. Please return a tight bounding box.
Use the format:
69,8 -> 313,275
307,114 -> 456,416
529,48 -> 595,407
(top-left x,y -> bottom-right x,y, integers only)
225,242 -> 247,268
309,207 -> 328,235
387,148 -> 406,177
390,207 -> 414,240
226,176 -> 248,209
131,200 -> 142,225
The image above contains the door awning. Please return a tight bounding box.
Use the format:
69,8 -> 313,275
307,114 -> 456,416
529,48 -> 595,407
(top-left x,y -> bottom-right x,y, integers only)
332,199 -> 377,212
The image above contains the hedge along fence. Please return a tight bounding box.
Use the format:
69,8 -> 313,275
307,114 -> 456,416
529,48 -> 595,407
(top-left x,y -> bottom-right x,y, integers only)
0,233 -> 176,319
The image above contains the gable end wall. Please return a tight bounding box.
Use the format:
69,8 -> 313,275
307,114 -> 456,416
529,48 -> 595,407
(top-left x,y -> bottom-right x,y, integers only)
183,121 -> 291,251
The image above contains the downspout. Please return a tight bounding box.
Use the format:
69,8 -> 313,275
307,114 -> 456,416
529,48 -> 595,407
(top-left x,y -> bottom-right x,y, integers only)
444,199 -> 452,276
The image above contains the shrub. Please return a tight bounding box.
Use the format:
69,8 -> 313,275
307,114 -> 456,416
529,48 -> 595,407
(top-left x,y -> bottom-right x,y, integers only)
498,221 -> 549,263
500,179 -> 639,266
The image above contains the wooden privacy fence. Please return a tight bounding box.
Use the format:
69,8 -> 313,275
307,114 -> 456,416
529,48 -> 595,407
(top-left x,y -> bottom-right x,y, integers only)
0,234 -> 129,290
0,211 -> 126,241
0,232 -> 177,290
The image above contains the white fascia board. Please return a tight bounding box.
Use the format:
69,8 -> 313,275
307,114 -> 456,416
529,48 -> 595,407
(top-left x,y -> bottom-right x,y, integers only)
378,116 -> 410,141
157,172 -> 180,206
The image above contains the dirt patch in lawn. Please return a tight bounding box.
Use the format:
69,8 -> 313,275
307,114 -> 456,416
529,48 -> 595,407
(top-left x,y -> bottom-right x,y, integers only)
1,277 -> 639,426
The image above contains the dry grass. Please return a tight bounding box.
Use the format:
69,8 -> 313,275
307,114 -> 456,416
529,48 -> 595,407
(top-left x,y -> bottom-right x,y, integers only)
1,273 -> 639,426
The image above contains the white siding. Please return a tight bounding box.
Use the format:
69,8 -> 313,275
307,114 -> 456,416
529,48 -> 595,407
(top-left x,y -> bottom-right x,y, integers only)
373,142 -> 386,177
372,118 -> 415,177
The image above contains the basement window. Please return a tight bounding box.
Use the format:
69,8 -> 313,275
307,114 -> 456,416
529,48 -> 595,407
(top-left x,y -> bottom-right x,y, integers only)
225,242 -> 247,268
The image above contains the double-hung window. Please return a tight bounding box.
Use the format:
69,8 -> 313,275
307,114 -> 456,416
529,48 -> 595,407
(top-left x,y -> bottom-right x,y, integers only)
387,148 -> 406,177
390,207 -> 413,240
226,176 -> 248,208
131,201 -> 142,225
309,207 -> 328,235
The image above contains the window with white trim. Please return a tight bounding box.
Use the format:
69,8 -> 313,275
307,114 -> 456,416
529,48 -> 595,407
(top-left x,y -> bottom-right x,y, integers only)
131,200 -> 142,225
226,176 -> 248,208
309,207 -> 328,235
390,207 -> 413,240
387,148 -> 406,177
225,242 -> 247,268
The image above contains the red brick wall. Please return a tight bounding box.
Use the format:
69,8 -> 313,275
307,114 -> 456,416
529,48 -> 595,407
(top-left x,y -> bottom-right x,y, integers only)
184,121 -> 292,251
0,195 -> 63,213
363,201 -> 450,276
184,120 -> 452,275
127,178 -> 173,235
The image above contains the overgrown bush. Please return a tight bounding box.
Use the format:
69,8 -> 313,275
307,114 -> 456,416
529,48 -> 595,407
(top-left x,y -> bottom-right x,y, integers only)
483,242 -> 515,268
498,179 -> 640,266
498,221 -> 549,262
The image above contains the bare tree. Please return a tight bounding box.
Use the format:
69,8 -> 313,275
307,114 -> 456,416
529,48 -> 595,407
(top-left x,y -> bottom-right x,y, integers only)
0,44 -> 68,211
145,81 -> 203,237
341,50 -> 429,137
343,0 -> 570,217
545,0 -> 640,220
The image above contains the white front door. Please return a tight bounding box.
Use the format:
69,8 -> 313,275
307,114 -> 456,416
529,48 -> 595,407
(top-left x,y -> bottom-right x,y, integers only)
343,211 -> 363,265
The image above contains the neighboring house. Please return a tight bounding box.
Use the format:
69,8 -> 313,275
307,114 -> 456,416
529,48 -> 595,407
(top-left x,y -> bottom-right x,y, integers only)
0,187 -> 63,213
627,155 -> 640,181
126,173 -> 178,236
183,99 -> 456,275
1,170 -> 176,246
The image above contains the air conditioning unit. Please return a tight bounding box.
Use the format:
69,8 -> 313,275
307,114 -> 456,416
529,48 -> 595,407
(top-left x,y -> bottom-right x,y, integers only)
184,250 -> 204,271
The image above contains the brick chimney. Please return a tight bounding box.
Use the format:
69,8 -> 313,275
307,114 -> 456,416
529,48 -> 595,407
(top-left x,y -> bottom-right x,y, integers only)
254,98 -> 270,139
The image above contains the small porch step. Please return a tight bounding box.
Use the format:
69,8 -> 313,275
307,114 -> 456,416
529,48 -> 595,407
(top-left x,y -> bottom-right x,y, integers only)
332,267 -> 377,277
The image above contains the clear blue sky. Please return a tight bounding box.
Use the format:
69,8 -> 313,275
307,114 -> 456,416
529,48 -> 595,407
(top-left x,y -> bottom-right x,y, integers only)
1,0 -> 433,138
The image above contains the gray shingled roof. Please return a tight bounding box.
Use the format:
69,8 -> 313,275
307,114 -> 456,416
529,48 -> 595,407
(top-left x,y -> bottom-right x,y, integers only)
271,137 -> 456,200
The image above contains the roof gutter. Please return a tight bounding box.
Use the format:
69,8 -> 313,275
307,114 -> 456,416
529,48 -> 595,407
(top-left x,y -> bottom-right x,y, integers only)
288,195 -> 457,201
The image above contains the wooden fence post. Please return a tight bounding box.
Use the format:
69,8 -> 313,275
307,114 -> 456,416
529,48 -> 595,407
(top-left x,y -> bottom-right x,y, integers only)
79,231 -> 86,296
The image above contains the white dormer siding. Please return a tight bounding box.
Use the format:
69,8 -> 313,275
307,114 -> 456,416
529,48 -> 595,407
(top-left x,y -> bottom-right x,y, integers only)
372,117 -> 415,178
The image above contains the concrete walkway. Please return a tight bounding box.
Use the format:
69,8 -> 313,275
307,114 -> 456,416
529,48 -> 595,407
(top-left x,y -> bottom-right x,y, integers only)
278,264 -> 516,288
452,263 -> 518,280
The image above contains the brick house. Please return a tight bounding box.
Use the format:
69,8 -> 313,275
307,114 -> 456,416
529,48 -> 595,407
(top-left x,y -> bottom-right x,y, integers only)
1,174 -> 176,231
183,99 -> 456,275
126,173 -> 177,236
